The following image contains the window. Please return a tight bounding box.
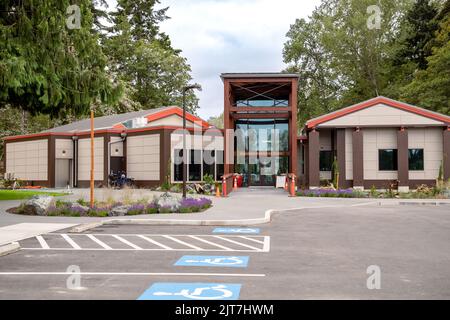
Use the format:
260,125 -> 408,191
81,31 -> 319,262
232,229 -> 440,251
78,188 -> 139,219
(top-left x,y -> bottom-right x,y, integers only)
319,150 -> 333,171
203,150 -> 215,178
409,149 -> 424,170
216,150 -> 224,181
173,149 -> 183,182
379,149 -> 398,171
189,150 -> 202,181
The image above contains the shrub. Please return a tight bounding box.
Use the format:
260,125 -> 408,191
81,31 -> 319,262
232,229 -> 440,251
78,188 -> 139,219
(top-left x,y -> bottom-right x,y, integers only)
76,198 -> 88,206
159,205 -> 173,214
127,204 -> 145,215
145,203 -> 158,214
87,207 -> 109,217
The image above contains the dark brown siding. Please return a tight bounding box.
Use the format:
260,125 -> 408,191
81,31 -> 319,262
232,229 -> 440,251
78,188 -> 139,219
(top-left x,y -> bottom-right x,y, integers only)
336,129 -> 347,188
397,128 -> 409,187
308,130 -> 320,187
352,129 -> 364,187
444,128 -> 450,181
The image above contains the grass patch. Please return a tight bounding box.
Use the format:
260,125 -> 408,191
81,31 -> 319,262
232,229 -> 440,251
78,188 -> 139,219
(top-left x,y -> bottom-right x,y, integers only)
0,190 -> 66,201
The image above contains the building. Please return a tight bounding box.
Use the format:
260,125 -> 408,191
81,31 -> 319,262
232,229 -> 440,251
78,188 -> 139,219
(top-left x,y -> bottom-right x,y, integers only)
221,73 -> 299,187
3,106 -> 223,188
299,96 -> 450,191
3,73 -> 450,190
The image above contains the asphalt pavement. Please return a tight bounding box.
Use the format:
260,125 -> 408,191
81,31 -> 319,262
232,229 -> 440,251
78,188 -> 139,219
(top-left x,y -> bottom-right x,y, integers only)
0,204 -> 449,299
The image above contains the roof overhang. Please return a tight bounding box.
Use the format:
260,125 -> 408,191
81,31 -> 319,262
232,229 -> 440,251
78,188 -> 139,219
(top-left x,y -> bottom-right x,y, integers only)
306,96 -> 450,129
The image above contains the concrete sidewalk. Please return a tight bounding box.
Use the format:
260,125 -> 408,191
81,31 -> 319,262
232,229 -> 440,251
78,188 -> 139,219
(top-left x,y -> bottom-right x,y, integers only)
1,188 -> 449,243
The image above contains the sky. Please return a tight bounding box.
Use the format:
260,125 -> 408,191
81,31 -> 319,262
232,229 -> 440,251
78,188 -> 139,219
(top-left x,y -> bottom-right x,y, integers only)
106,0 -> 321,119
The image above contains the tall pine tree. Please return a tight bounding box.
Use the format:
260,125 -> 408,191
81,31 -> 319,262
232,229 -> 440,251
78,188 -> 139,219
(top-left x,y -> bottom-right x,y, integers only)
0,0 -> 122,117
105,0 -> 198,113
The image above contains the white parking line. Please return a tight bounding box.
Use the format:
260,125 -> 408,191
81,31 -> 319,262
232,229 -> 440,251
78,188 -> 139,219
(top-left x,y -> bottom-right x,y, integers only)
137,235 -> 173,250
21,234 -> 270,252
163,235 -> 204,250
87,235 -> 112,250
61,234 -> 81,250
35,236 -> 49,249
239,236 -> 264,244
112,235 -> 142,250
188,235 -> 233,251
213,236 -> 261,251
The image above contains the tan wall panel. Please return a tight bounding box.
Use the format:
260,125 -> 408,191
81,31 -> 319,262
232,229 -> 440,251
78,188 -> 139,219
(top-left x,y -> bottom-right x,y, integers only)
5,139 -> 48,180
55,139 -> 73,159
148,114 -> 202,128
126,134 -> 160,181
78,137 -> 104,180
408,128 -> 443,180
345,129 -> 353,180
363,128 -> 398,180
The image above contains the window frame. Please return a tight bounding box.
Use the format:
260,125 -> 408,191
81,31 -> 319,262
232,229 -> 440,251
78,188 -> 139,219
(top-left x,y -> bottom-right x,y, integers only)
408,148 -> 424,171
378,149 -> 398,171
319,150 -> 334,172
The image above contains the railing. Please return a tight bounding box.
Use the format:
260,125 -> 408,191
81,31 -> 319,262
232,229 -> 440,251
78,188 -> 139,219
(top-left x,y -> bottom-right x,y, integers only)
285,173 -> 297,197
221,173 -> 235,197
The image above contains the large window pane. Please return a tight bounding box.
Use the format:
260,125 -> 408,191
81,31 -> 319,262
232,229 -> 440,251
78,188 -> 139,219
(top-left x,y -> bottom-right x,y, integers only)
173,149 -> 183,182
215,150 -> 224,181
409,149 -> 424,170
189,150 -> 201,181
203,150 -> 215,178
319,150 -> 333,171
379,149 -> 398,171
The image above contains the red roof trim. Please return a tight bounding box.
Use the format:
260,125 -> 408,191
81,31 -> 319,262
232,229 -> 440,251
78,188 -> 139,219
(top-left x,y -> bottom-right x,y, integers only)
3,126 -> 222,141
145,106 -> 210,128
306,97 -> 450,129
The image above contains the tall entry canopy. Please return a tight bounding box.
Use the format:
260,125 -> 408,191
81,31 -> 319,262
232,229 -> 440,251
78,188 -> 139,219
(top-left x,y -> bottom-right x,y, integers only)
221,73 -> 299,187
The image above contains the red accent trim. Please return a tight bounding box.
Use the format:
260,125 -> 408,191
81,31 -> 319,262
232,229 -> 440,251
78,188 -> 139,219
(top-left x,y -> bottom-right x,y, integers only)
144,107 -> 210,128
297,136 -> 308,141
3,126 -> 223,141
306,97 -> 450,129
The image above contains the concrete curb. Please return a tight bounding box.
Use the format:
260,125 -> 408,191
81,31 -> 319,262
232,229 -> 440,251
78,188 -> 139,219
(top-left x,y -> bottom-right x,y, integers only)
104,209 -> 275,226
69,221 -> 104,233
0,242 -> 20,257
57,200 -> 449,231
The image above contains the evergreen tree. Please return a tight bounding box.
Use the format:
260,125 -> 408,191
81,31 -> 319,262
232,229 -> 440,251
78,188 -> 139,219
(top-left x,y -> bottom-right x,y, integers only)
401,1 -> 450,115
0,0 -> 122,117
105,0 -> 198,113
394,0 -> 439,70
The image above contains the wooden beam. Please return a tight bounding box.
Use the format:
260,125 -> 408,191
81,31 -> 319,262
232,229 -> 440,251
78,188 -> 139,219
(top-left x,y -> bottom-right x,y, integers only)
230,107 -> 291,113
231,113 -> 290,119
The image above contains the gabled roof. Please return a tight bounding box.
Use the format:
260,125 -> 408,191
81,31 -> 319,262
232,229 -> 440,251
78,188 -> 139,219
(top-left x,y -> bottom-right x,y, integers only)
45,107 -> 169,133
44,106 -> 209,133
306,96 -> 450,129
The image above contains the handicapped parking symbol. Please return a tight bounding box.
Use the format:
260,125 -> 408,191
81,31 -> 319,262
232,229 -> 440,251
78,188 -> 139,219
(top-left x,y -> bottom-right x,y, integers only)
138,283 -> 241,300
175,255 -> 249,268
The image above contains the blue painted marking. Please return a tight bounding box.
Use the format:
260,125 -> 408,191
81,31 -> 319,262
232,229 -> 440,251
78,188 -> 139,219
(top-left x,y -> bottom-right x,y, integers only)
138,283 -> 241,300
213,227 -> 260,234
175,255 -> 249,268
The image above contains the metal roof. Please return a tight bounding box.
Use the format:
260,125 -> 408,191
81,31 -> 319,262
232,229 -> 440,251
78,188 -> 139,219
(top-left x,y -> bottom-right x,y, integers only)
220,72 -> 299,80
44,106 -> 173,133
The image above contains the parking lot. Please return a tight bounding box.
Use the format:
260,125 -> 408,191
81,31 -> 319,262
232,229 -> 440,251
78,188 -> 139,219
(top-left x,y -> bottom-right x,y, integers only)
0,204 -> 449,299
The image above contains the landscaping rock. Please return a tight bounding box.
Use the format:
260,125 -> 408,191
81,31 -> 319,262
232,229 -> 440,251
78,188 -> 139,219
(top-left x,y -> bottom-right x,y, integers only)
109,205 -> 131,217
22,196 -> 55,216
156,192 -> 180,211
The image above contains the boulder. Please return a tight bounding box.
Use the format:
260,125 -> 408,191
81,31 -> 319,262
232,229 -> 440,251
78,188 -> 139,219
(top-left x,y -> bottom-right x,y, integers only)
108,205 -> 131,217
22,196 -> 55,216
156,192 -> 180,211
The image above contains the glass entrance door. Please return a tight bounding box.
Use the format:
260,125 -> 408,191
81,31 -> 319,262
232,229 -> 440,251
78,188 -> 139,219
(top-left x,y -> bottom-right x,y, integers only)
248,156 -> 275,186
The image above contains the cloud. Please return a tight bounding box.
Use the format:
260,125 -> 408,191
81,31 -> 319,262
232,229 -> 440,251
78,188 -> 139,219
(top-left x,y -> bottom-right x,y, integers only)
107,0 -> 321,119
